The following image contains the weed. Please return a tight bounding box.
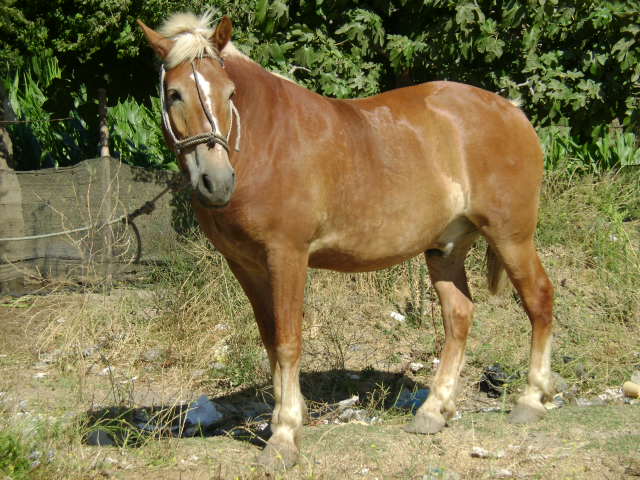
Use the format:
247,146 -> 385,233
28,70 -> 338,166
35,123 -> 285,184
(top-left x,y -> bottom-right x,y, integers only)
0,431 -> 31,480
540,127 -> 640,174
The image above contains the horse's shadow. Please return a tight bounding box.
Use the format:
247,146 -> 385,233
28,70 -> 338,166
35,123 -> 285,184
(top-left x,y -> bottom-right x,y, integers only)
83,368 -> 429,448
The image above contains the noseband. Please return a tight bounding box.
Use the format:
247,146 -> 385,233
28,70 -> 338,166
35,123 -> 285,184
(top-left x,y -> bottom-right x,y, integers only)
159,58 -> 241,154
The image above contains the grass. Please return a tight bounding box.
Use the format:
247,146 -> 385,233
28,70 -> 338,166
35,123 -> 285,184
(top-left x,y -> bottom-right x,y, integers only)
537,169 -> 640,392
0,169 -> 638,478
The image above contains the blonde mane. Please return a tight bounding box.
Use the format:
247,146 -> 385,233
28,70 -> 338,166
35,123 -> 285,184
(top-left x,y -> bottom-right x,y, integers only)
158,11 -> 249,68
158,10 -> 300,90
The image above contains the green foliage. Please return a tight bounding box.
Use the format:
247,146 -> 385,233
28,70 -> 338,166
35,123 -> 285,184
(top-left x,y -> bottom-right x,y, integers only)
540,126 -> 640,174
109,96 -> 177,170
2,0 -> 638,170
0,431 -> 31,479
231,0 -> 639,139
3,56 -> 93,169
0,0 -> 49,78
1,0 -> 194,75
2,55 -> 177,170
382,1 -> 639,139
241,2 -> 385,98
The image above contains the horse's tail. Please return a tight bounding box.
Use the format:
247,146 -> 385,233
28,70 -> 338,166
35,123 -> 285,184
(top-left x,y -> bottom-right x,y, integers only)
486,245 -> 509,295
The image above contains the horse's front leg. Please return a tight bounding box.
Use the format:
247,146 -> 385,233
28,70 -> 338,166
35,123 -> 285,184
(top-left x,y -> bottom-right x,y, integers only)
259,247 -> 308,469
227,249 -> 308,469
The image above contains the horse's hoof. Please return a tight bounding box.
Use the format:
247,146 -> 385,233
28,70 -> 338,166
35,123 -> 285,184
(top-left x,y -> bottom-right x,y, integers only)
257,441 -> 299,471
404,411 -> 446,434
508,401 -> 546,424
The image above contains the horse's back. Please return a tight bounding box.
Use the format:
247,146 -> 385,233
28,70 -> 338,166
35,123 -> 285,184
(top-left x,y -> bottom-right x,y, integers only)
351,80 -> 545,224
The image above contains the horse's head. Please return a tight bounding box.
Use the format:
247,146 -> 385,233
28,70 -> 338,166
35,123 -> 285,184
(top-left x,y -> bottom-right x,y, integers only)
138,14 -> 237,208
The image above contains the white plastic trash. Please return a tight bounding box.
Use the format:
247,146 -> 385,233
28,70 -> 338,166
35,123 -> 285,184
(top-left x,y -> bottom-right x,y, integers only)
186,395 -> 223,427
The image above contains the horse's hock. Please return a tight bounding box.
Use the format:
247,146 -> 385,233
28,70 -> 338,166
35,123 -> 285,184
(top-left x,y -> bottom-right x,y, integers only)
0,158 -> 189,293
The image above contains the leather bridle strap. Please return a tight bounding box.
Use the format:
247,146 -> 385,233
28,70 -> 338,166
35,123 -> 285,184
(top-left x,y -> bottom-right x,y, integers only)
190,62 -> 224,146
159,59 -> 240,154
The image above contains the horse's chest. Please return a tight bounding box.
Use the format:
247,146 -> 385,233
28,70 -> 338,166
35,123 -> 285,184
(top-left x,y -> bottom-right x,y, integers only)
193,208 -> 265,265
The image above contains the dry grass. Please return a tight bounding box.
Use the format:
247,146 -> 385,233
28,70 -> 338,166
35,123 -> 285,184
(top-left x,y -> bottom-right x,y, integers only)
1,171 -> 639,478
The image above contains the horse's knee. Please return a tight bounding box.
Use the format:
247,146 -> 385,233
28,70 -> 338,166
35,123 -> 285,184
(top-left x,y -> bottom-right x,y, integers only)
274,342 -> 301,365
524,271 -> 554,329
443,297 -> 474,340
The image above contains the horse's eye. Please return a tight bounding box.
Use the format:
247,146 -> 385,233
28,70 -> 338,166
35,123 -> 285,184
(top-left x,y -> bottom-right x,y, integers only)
168,89 -> 182,103
229,89 -> 236,99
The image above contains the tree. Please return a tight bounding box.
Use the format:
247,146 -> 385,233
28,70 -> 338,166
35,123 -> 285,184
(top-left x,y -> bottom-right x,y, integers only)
2,0 -> 638,169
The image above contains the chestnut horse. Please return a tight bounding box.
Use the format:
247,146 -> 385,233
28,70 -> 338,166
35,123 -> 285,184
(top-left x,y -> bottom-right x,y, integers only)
138,12 -> 554,469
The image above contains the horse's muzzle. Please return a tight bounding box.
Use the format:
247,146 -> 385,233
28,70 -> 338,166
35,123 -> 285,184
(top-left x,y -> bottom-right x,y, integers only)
192,147 -> 236,208
196,168 -> 236,208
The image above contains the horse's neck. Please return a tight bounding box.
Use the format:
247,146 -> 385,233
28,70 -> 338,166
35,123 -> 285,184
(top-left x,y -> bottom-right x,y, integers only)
224,56 -> 353,167
225,56 -> 326,124
226,57 -> 283,111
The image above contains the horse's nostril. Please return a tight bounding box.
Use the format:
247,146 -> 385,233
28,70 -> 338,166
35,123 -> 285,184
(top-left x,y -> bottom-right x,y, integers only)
201,174 -> 214,193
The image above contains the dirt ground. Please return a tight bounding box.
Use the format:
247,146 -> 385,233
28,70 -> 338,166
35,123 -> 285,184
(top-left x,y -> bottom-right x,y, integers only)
59,406 -> 640,480
1,290 -> 639,480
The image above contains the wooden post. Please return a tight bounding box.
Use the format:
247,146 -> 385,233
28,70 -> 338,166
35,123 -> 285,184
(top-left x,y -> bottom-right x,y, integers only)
98,88 -> 110,158
98,88 -> 113,286
0,83 -> 15,169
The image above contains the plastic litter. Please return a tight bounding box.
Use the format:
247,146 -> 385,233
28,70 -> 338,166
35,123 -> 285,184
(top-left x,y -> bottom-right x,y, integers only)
394,388 -> 430,412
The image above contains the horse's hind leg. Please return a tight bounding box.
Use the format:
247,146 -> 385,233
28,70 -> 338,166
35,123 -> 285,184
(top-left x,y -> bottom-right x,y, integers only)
490,239 -> 554,423
406,240 -> 475,434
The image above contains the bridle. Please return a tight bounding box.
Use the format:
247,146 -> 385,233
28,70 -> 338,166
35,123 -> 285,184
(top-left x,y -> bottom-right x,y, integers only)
159,57 -> 241,154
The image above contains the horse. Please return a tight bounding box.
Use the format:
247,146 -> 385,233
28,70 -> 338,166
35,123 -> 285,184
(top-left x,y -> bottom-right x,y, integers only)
138,12 -> 554,469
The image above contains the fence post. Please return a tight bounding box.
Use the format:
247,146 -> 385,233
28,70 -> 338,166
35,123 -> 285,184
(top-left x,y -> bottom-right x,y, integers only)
0,84 -> 26,293
98,89 -> 114,286
98,88 -> 110,159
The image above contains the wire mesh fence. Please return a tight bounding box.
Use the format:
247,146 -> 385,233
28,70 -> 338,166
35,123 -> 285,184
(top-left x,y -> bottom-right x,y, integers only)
0,158 -> 193,293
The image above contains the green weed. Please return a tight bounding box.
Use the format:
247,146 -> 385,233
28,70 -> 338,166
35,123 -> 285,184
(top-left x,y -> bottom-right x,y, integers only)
0,431 -> 31,480
540,127 -> 640,174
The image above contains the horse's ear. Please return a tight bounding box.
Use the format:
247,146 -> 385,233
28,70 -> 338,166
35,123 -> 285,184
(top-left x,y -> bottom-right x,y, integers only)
137,19 -> 174,60
213,16 -> 233,51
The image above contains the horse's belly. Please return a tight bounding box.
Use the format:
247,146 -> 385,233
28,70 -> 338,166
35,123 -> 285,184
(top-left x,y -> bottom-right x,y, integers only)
308,162 -> 474,272
308,245 -> 427,272
308,212 -> 470,272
